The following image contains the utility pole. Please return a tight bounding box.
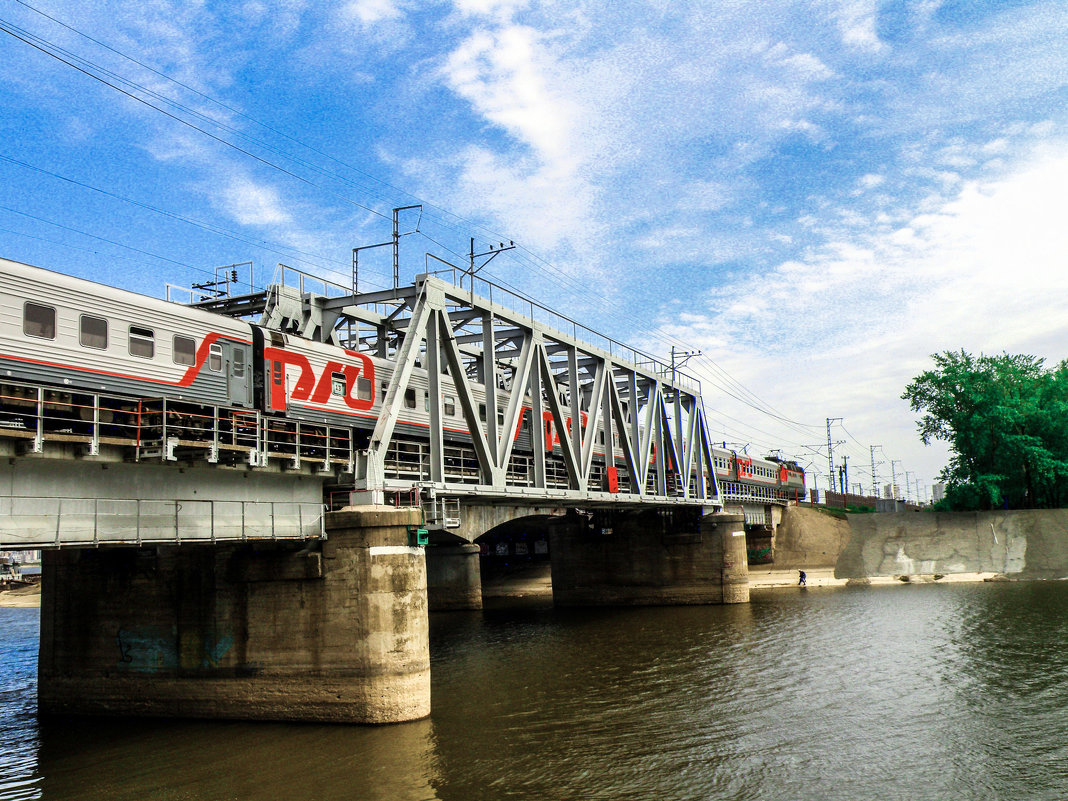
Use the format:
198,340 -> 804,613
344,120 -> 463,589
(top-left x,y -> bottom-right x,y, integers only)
890,460 -> 902,500
468,237 -> 516,288
826,418 -> 842,493
352,205 -> 422,294
393,205 -> 421,288
838,455 -> 849,496
669,346 -> 701,386
905,471 -> 914,503
870,445 -> 881,497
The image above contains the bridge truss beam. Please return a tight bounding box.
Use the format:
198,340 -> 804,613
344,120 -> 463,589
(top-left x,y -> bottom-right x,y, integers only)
288,272 -> 721,508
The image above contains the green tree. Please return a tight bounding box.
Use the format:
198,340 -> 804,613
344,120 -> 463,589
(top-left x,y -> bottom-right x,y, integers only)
902,350 -> 1068,510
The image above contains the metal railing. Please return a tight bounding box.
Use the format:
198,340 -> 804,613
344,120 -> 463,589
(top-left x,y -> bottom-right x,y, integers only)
0,497 -> 325,548
420,264 -> 703,392
0,380 -> 356,472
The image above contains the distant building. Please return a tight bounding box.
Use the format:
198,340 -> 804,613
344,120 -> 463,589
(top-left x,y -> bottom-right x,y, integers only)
932,483 -> 945,502
0,550 -> 39,564
883,483 -> 902,500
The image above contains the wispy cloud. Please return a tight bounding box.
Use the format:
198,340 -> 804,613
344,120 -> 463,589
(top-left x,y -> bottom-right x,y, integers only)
216,174 -> 293,227
661,137 -> 1068,478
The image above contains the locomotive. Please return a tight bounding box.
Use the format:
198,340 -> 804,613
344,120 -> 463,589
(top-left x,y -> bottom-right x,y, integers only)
0,256 -> 804,504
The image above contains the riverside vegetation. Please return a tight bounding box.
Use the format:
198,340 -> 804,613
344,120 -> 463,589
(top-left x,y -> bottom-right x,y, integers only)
904,350 -> 1068,511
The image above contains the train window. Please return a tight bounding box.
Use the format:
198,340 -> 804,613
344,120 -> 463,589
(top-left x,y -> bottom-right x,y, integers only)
404,388 -> 416,409
381,383 -> 388,402
173,335 -> 196,365
478,403 -> 487,422
331,372 -> 346,396
23,302 -> 55,339
79,315 -> 107,349
357,377 -> 372,401
233,348 -> 245,377
444,396 -> 456,416
424,392 -> 430,412
129,326 -> 155,358
208,343 -> 223,372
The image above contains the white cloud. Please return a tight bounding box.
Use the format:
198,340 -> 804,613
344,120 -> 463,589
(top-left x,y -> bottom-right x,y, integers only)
660,141 -> 1068,482
218,175 -> 293,226
858,173 -> 884,189
452,0 -> 531,18
339,0 -> 402,26
827,0 -> 886,53
441,25 -> 581,165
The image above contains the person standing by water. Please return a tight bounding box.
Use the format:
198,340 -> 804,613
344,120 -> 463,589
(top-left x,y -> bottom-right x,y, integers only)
798,570 -> 807,587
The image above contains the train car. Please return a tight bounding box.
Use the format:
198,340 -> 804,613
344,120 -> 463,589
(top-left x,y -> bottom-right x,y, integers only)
711,447 -> 806,504
0,258 -> 570,472
0,258 -> 253,408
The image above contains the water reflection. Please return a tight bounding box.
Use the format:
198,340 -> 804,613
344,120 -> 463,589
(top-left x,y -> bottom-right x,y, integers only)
37,715 -> 441,801
6,583 -> 1068,800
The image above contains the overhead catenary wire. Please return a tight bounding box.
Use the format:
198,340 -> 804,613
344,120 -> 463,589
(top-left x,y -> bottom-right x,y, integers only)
0,16 -> 391,221
0,203 -> 220,277
1,7 -> 820,430
0,6 -> 831,448
0,153 -> 391,289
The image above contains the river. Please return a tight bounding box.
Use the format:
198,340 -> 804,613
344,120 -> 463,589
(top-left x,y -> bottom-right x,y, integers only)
3,581 -> 1068,800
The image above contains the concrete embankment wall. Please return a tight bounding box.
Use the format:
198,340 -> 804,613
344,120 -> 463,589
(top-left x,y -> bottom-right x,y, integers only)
835,509 -> 1068,579
771,506 -> 853,569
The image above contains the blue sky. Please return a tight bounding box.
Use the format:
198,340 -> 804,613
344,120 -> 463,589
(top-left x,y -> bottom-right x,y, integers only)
2,0 -> 1067,497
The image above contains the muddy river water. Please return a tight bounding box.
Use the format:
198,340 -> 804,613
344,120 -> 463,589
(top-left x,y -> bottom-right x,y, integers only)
3,580 -> 1068,800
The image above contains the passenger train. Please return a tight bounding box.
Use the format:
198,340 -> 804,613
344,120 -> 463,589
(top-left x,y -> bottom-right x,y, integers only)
0,257 -> 805,504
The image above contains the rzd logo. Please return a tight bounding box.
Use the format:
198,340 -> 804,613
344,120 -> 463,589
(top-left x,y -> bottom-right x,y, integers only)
264,347 -> 375,413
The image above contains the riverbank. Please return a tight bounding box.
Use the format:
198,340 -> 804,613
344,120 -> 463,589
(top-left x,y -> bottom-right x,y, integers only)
0,582 -> 41,607
747,565 -> 1006,589
1,563 -> 1015,609
480,563 -> 1011,599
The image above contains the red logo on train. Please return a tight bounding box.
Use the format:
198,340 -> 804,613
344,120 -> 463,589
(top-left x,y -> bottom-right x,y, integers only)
264,347 -> 375,413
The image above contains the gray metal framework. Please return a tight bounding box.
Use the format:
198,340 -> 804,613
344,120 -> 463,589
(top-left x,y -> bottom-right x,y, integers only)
249,265 -> 722,509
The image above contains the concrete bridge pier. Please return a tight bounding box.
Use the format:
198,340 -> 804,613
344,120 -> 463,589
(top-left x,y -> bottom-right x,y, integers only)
549,510 -> 748,606
37,506 -> 430,724
425,542 -> 483,610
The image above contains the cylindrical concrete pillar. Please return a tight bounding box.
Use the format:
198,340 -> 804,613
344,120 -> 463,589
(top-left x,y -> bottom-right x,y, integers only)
323,506 -> 431,723
426,543 -> 483,611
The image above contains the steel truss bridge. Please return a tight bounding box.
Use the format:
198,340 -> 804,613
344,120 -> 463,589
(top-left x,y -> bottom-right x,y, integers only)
0,263 -> 798,546
192,264 -> 725,512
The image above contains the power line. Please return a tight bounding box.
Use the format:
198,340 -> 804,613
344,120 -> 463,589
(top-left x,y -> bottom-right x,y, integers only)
0,153 -> 390,287
0,16 -> 391,221
0,203 -> 215,276
0,6 -> 829,443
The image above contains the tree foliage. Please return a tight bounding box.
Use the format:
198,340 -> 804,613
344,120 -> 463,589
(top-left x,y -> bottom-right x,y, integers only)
902,350 -> 1068,510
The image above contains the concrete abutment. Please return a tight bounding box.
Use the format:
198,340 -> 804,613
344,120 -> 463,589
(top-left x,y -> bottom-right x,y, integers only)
38,506 -> 430,724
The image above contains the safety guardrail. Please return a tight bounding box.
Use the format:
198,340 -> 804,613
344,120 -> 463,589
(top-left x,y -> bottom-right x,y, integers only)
0,497 -> 325,548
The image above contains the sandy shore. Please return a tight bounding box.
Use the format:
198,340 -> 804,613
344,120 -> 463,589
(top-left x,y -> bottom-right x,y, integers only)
0,583 -> 42,608
482,563 -> 1006,599
747,566 -> 1003,589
